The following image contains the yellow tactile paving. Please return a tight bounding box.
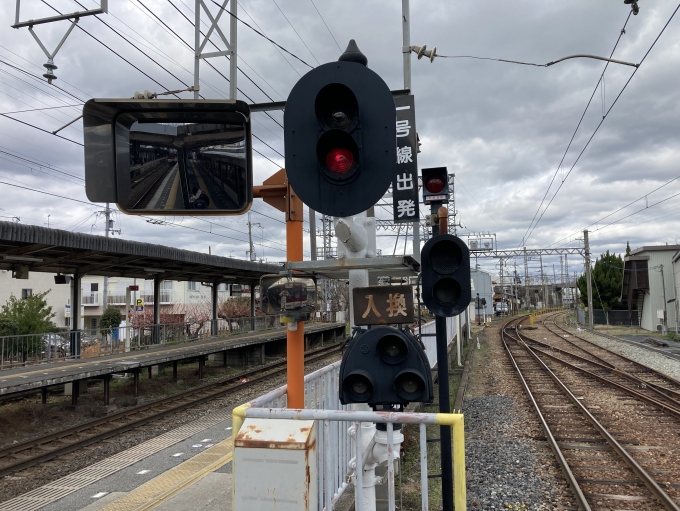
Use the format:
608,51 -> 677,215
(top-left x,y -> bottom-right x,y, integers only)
99,438 -> 234,511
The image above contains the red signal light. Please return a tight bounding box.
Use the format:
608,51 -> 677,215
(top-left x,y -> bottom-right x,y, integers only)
424,176 -> 446,194
326,148 -> 354,174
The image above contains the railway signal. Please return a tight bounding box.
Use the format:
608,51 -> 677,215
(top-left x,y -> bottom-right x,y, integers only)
421,167 -> 450,204
339,326 -> 433,406
421,234 -> 471,317
284,40 -> 397,217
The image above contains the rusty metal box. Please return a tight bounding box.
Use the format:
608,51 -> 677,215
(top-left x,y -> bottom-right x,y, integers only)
234,418 -> 317,510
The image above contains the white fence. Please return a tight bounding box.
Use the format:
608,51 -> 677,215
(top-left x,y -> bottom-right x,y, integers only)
233,361 -> 467,511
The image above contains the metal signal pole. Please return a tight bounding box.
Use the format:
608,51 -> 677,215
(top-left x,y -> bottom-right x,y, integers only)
584,230 -> 594,329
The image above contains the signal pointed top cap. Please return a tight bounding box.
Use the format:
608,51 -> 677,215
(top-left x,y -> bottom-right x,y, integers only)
338,39 -> 368,67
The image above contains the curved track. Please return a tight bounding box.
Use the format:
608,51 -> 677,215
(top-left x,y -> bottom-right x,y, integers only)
0,343 -> 341,478
502,314 -> 680,510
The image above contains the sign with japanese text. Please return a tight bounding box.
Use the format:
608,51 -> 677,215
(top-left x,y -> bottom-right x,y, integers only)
352,285 -> 415,326
392,95 -> 420,223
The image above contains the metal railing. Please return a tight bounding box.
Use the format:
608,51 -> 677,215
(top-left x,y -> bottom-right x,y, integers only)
81,291 -> 99,305
107,290 -> 174,305
0,314 -> 333,369
232,362 -> 466,511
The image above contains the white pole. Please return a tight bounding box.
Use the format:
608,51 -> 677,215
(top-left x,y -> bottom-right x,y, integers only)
194,0 -> 200,99
229,0 -> 237,99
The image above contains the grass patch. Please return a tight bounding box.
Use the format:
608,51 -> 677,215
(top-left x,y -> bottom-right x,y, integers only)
396,341 -> 472,509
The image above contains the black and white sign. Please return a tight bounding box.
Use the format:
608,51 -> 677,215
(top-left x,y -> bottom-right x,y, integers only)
391,95 -> 420,223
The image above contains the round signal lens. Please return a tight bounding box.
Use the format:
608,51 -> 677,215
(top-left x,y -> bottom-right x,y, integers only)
424,176 -> 446,194
351,378 -> 370,395
326,148 -> 354,174
400,376 -> 420,394
377,335 -> 408,365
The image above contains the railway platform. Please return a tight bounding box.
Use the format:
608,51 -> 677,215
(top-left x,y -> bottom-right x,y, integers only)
0,322 -> 345,404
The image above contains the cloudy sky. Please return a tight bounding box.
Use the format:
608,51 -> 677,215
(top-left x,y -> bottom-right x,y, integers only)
1,0 -> 679,283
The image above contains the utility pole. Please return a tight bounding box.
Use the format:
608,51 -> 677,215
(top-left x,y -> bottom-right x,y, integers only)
584,230 -> 594,329
103,203 -> 111,310
401,0 -> 421,262
659,264 -> 668,335
309,207 -> 317,260
247,212 -> 255,261
539,253 -> 545,309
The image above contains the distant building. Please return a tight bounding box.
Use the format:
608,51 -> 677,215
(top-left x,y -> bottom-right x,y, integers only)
620,245 -> 680,332
471,269 -> 493,318
0,271 -> 242,330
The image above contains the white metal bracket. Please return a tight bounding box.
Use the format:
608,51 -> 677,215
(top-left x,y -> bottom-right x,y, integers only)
12,0 -> 109,84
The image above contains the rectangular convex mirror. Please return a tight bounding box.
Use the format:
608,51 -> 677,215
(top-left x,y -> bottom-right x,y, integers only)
260,275 -> 318,315
83,99 -> 253,215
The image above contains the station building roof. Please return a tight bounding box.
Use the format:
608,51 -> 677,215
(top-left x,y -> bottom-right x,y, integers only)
0,221 -> 282,283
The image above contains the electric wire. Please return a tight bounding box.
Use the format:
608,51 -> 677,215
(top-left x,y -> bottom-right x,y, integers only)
0,44 -> 91,99
522,2 -> 680,246
309,0 -> 342,52
0,86 -> 83,131
0,104 -> 82,115
0,49 -> 88,103
70,0 -> 196,94
270,0 -> 320,65
39,0 -> 180,98
0,112 -> 83,146
549,174 -> 680,247
520,11 -> 632,248
208,0 -> 314,69
0,148 -> 84,182
236,1 -> 301,78
0,64 -> 85,113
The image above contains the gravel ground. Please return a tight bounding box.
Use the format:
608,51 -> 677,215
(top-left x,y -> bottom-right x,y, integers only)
561,324 -> 680,380
464,322 -> 575,510
0,352 -> 341,502
465,396 -> 562,510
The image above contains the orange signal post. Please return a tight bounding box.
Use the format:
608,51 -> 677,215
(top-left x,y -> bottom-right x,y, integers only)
253,169 -> 305,408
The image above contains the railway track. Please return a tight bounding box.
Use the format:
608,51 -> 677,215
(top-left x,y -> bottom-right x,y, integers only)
502,314 -> 680,510
130,164 -> 171,209
0,342 -> 341,478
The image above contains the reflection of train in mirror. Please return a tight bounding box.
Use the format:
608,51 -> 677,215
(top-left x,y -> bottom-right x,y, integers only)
198,149 -> 248,208
264,281 -> 313,312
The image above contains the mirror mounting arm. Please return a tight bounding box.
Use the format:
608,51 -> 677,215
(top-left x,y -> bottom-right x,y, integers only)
253,168 -> 303,222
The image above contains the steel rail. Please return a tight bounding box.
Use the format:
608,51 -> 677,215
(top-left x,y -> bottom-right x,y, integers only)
516,327 -> 680,409
508,316 -> 680,511
0,342 -> 341,477
550,312 -> 680,376
501,317 -> 591,511
131,164 -> 172,209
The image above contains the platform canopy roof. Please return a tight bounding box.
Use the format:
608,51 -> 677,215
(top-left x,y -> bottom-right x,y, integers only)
0,221 -> 282,283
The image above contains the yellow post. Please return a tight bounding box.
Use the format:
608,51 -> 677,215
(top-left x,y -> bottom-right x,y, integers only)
453,416 -> 466,510
231,403 -> 251,505
436,413 -> 467,510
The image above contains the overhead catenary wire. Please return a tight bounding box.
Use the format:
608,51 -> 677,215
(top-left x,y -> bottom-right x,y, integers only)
309,0 -> 342,52
522,2 -> 680,246
270,0 -> 321,65
520,11 -> 633,248
0,112 -> 83,146
0,104 -> 82,115
208,0 -> 314,69
237,1 -> 301,78
39,0 -> 181,98
549,174 -> 680,247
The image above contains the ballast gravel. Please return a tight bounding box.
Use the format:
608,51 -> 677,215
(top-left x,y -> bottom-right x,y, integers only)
465,396 -> 564,510
570,328 -> 680,381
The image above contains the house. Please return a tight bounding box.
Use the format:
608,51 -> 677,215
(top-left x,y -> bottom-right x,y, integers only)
620,245 -> 680,332
0,271 -> 244,331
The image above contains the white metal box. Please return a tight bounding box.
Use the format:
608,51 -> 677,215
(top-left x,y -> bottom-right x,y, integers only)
234,418 -> 317,511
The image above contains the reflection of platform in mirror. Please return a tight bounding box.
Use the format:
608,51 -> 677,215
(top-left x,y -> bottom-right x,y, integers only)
126,123 -> 248,213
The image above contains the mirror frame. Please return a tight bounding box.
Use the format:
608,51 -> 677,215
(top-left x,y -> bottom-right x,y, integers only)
83,99 -> 253,216
260,274 -> 318,316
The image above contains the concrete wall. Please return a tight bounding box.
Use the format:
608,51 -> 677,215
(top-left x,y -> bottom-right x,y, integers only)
470,269 -> 493,316
638,249 -> 678,332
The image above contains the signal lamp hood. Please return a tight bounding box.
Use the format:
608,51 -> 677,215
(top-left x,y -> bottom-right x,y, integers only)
338,39 -> 368,67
